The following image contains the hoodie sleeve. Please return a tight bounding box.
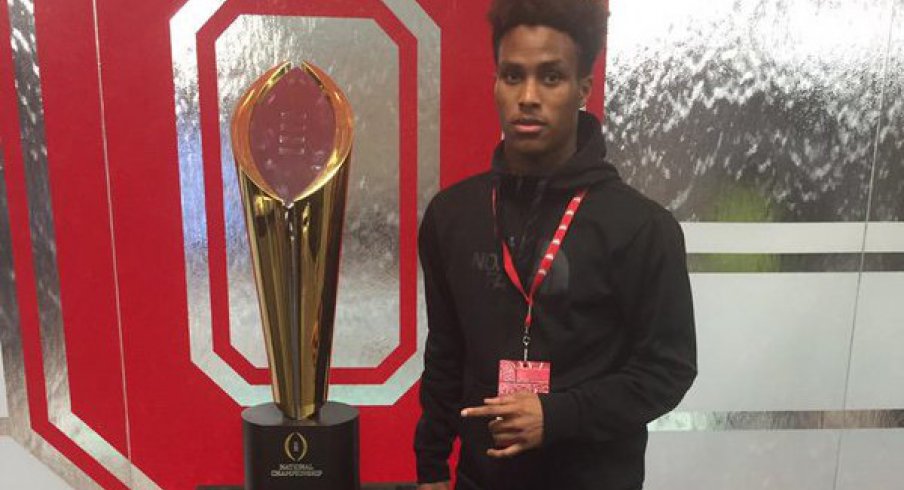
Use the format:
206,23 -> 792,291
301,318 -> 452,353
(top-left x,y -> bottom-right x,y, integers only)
413,203 -> 464,483
539,209 -> 697,445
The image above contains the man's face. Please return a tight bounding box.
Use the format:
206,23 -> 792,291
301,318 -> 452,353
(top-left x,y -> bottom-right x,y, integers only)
494,25 -> 592,168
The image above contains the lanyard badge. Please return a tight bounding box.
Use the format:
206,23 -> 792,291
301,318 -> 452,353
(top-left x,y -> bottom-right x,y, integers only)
492,186 -> 587,395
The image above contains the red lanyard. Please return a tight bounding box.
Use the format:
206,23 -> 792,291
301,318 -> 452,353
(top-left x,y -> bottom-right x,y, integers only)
491,186 -> 588,360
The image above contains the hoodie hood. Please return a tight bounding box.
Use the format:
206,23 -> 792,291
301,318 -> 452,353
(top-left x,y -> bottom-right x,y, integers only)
491,111 -> 621,190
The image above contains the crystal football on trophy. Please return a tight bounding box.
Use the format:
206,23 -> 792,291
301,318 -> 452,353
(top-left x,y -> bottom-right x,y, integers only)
230,61 -> 358,490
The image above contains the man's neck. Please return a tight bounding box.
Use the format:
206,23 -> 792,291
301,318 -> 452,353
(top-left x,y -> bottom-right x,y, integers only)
503,141 -> 577,176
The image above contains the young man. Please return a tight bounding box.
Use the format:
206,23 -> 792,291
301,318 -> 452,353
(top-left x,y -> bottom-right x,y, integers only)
414,1 -> 697,489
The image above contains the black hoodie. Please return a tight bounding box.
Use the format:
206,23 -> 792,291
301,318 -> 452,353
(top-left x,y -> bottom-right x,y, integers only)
415,112 -> 697,490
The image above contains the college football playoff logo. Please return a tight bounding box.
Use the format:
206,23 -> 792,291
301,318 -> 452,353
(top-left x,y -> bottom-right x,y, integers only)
284,432 -> 308,462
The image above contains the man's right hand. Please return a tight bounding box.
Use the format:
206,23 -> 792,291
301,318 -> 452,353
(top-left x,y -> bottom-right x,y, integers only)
417,481 -> 450,490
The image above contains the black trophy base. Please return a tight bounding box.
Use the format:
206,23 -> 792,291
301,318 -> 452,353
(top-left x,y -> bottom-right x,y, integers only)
242,401 -> 360,490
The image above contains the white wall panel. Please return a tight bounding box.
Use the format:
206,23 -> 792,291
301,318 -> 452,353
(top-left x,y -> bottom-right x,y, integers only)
680,273 -> 858,411
835,429 -> 904,490
0,437 -> 75,490
646,431 -> 839,490
681,222 -> 904,254
846,272 -> 904,409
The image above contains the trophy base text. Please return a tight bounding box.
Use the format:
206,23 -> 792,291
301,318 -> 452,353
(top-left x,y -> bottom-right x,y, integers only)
243,401 -> 360,490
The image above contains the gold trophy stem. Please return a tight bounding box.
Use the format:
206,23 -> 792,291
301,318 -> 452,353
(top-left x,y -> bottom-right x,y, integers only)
288,207 -> 302,417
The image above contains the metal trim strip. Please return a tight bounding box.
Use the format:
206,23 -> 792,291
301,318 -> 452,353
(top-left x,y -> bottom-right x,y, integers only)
651,409 -> 904,431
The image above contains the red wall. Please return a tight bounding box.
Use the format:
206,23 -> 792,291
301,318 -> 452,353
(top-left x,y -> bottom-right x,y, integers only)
0,0 -> 605,487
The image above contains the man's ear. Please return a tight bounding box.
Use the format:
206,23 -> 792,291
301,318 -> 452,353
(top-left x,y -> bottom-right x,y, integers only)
579,75 -> 593,108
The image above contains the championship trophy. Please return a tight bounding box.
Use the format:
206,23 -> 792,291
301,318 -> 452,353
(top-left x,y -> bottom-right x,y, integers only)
230,61 -> 358,490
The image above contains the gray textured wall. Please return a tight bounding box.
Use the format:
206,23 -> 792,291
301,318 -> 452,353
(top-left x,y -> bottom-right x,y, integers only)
604,0 -> 904,488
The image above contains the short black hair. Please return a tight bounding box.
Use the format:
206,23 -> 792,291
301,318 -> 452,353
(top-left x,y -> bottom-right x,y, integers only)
487,0 -> 608,77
